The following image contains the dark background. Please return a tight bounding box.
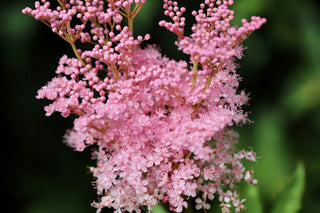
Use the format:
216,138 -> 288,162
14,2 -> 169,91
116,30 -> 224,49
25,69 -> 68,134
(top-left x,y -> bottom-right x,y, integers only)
1,0 -> 319,212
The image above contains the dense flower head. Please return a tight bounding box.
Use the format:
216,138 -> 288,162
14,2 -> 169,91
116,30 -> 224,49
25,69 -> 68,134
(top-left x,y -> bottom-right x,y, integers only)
23,0 -> 266,212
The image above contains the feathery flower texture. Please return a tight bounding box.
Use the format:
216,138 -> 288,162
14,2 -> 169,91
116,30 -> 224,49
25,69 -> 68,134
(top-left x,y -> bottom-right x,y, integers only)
23,0 -> 266,212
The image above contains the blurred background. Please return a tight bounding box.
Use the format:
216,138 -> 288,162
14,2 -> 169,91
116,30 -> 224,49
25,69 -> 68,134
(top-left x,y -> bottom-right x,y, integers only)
0,0 -> 319,212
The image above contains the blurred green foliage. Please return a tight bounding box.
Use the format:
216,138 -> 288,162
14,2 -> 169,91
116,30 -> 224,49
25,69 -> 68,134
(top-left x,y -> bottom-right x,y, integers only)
1,0 -> 319,212
271,162 -> 305,213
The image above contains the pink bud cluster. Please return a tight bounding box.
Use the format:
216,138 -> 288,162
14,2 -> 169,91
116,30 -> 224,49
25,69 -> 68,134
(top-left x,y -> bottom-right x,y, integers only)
23,0 -> 265,212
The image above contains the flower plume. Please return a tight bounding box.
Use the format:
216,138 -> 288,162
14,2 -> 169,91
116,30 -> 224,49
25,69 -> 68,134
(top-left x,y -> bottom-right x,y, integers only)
23,0 -> 266,212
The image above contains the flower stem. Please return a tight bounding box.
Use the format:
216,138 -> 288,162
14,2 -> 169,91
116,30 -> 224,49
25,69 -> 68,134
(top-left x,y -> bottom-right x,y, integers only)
70,41 -> 86,67
192,58 -> 198,89
128,16 -> 133,33
193,62 -> 223,113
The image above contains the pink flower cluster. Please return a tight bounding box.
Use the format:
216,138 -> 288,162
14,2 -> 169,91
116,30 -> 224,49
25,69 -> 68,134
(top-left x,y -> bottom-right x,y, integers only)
23,0 -> 266,212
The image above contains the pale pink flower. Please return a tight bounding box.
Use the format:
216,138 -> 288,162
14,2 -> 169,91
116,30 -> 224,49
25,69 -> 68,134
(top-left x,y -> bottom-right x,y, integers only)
195,198 -> 211,210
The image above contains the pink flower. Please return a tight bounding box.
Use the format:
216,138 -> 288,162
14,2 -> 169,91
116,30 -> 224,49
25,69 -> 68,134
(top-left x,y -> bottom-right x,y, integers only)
195,198 -> 211,210
23,0 -> 266,212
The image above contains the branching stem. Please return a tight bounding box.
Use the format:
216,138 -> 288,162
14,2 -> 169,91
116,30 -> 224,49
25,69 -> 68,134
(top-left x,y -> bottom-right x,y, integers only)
69,40 -> 86,67
193,62 -> 224,113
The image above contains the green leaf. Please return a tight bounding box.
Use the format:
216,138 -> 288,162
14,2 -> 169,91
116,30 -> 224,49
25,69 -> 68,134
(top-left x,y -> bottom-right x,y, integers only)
245,186 -> 263,213
271,161 -> 305,213
253,110 -> 291,201
151,204 -> 169,213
